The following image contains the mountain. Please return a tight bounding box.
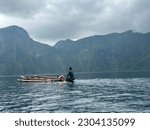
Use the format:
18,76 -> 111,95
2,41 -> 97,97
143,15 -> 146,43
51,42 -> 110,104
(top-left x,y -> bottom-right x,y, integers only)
0,25 -> 150,75
0,26 -> 60,75
54,30 -> 150,72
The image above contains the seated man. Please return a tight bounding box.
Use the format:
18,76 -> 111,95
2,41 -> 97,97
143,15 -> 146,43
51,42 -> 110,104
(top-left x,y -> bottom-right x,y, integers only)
66,67 -> 75,82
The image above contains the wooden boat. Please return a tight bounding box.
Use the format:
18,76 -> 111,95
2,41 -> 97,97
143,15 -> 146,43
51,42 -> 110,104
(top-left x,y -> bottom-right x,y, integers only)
17,75 -> 65,82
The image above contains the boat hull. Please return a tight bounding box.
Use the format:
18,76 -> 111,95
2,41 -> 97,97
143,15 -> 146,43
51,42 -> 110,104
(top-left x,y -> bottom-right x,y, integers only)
17,75 -> 65,82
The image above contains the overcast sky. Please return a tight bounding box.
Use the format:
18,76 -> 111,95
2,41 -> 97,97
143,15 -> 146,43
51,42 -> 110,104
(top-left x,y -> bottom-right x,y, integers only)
0,0 -> 150,45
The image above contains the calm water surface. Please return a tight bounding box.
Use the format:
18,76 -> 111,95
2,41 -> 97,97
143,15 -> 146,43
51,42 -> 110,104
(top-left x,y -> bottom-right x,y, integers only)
0,76 -> 150,112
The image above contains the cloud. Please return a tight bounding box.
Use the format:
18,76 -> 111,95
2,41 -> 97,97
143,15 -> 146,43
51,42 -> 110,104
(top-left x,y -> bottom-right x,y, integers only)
0,0 -> 150,45
24,0 -> 109,42
0,0 -> 47,17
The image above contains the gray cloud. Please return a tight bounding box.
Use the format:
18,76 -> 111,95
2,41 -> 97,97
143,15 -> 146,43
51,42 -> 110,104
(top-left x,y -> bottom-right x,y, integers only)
0,0 -> 150,45
0,0 -> 47,17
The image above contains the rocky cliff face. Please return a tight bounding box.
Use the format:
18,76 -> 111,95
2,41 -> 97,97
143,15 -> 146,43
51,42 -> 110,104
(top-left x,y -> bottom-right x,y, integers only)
0,25 -> 150,75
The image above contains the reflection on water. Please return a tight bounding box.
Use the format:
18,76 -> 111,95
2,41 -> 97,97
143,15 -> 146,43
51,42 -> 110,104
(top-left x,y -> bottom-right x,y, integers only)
0,74 -> 150,113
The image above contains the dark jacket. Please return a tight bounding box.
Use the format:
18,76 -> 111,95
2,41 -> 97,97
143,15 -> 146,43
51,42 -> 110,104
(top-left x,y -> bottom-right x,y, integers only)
66,70 -> 74,81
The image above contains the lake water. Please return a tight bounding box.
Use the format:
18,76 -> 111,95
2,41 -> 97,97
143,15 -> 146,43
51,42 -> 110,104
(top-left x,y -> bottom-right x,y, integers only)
0,73 -> 150,113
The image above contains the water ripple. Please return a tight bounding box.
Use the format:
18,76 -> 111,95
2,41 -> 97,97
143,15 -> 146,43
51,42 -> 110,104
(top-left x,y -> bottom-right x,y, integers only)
0,77 -> 150,112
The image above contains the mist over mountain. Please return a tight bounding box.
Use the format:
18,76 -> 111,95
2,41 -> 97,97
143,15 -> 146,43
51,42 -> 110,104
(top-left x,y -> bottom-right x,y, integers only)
0,25 -> 150,75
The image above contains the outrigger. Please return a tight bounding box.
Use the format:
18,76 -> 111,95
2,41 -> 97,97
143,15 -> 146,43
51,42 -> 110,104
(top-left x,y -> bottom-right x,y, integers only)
17,75 -> 65,82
